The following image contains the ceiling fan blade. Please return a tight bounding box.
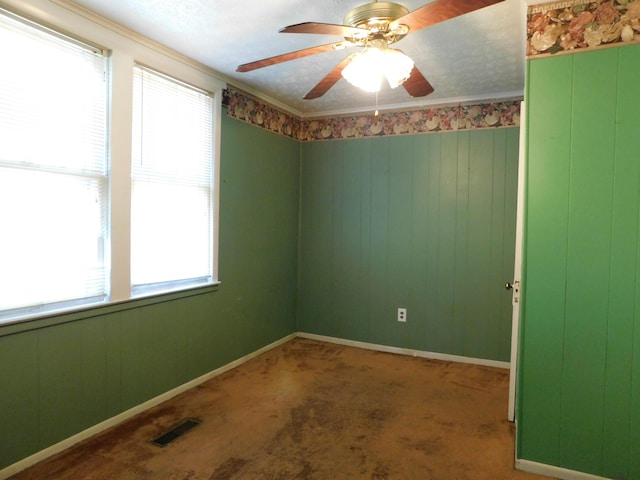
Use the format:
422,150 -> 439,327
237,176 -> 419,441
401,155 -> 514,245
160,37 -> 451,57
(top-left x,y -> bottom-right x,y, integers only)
390,0 -> 505,33
280,22 -> 369,38
304,54 -> 357,99
236,42 -> 345,72
403,66 -> 435,97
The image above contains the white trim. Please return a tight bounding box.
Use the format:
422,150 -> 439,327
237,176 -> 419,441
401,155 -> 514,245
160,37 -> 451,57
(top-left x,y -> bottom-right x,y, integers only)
0,0 -> 225,320
109,49 -> 134,302
0,333 -> 296,480
516,459 -> 613,480
224,82 -> 306,119
0,330 -> 611,480
508,100 -> 526,422
299,90 -> 525,120
296,332 -> 510,369
211,91 -> 222,283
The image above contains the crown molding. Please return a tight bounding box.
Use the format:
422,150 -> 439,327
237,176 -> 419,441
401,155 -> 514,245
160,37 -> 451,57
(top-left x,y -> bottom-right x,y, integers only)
301,90 -> 526,120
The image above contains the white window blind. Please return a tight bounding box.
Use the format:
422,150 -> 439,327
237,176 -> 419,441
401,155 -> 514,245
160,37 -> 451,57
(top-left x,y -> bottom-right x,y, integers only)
131,65 -> 214,295
0,10 -> 108,318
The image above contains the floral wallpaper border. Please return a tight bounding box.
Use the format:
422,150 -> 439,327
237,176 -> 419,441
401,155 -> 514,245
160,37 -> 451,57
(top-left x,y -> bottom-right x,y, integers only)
527,0 -> 640,57
223,88 -> 521,142
223,88 -> 303,140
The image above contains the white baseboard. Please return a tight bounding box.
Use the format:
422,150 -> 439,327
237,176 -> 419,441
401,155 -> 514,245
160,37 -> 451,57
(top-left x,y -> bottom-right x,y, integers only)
296,332 -> 510,369
303,334 -> 610,480
0,333 -> 296,480
516,459 -> 613,480
2,332 -> 609,480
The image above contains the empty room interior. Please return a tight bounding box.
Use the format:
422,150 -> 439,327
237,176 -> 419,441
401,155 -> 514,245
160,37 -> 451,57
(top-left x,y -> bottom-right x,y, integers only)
0,0 -> 638,479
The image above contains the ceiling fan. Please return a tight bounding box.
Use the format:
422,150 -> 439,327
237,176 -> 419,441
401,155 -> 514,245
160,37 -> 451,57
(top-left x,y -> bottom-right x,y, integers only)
236,0 -> 504,100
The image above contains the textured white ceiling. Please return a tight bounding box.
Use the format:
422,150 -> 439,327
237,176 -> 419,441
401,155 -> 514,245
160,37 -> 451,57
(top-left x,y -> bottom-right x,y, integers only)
69,0 -> 527,117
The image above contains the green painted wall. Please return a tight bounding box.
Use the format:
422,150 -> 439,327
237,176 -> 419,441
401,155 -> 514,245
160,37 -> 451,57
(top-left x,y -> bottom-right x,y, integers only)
0,112 -> 300,470
298,129 -> 519,361
518,44 -> 640,479
0,106 -> 524,472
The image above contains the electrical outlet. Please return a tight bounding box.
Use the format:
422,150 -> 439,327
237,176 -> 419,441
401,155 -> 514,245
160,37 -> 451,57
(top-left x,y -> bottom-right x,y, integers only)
397,308 -> 407,322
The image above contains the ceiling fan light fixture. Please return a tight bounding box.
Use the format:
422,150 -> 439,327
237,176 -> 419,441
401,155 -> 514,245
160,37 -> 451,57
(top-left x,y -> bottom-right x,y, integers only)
382,48 -> 414,88
341,47 -> 414,93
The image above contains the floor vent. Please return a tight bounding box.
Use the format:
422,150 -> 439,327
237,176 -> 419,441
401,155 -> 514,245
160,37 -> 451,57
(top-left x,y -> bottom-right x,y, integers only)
151,418 -> 201,447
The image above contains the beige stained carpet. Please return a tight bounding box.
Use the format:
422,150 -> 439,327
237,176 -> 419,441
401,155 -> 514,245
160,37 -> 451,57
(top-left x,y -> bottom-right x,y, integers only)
10,338 -> 552,480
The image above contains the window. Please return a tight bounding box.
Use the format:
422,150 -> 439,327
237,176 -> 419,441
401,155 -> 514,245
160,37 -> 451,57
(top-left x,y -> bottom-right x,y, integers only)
0,10 -> 108,320
131,65 -> 214,296
0,7 -> 220,324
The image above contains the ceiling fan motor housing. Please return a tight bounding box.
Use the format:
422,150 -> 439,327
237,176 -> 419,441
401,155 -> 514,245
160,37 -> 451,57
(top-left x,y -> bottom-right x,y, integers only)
344,1 -> 410,44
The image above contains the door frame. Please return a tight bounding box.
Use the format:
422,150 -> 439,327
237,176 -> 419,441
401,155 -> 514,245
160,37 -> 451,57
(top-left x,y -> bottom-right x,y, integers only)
508,101 -> 526,422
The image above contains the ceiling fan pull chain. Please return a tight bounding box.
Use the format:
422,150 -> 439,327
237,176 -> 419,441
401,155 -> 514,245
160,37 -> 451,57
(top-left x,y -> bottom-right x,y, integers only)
374,90 -> 379,116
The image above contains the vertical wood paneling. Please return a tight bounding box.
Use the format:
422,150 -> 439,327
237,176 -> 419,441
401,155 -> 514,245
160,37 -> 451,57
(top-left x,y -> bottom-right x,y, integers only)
0,113 -> 300,471
337,140 -> 366,341
610,45 -> 640,480
409,135 -> 430,351
368,138 -> 391,346
144,303 -> 179,398
489,129 -> 507,361
359,140 -> 373,341
387,135 -> 415,347
80,317 -> 108,429
119,308 -> 146,409
521,44 -> 640,478
633,260 -> 640,480
316,140 -> 334,337
601,45 -> 639,480
519,54 -> 573,465
217,113 -> 299,355
500,131 -> 519,360
184,294 -> 216,378
105,314 -> 123,417
466,130 -> 494,359
299,127 -> 519,361
38,322 -> 84,448
297,141 -> 315,333
331,141 -> 345,338
173,300 -> 190,383
425,135 -> 444,351
0,331 -> 39,467
435,133 -> 459,354
298,141 -> 334,335
453,132 -> 470,356
559,48 -> 616,473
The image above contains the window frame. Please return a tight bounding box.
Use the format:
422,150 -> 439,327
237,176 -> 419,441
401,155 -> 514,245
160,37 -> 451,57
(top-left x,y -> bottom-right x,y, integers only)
0,8 -> 110,321
0,3 -> 223,326
130,63 -> 216,297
